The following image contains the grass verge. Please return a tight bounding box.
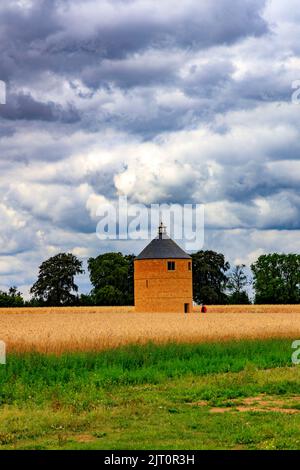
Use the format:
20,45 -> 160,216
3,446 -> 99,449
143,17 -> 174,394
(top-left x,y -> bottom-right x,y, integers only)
0,338 -> 299,450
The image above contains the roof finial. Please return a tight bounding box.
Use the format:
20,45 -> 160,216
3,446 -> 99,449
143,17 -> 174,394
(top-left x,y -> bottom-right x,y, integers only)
158,221 -> 167,239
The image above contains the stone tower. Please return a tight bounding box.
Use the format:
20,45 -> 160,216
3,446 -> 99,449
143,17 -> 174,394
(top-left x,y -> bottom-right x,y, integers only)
134,223 -> 193,313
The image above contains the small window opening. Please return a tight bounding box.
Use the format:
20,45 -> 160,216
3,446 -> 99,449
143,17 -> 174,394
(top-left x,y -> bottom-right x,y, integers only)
188,262 -> 192,270
184,303 -> 190,313
167,261 -> 175,271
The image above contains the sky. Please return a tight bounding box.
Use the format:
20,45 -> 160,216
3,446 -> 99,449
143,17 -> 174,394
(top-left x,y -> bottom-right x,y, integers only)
0,0 -> 300,297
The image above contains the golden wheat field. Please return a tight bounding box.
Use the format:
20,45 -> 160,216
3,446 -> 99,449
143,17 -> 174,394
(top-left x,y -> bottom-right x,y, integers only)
0,305 -> 300,353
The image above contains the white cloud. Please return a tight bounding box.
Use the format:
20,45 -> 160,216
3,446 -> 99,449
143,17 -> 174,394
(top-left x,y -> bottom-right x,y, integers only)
0,0 -> 299,295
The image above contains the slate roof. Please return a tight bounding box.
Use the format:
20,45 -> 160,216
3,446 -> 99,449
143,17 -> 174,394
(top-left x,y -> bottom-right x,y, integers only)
135,233 -> 191,260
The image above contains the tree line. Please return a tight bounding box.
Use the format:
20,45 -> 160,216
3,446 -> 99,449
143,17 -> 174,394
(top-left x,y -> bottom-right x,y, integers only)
1,251 -> 300,307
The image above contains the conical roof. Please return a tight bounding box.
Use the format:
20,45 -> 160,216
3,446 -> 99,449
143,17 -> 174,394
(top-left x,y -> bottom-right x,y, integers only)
135,224 -> 191,260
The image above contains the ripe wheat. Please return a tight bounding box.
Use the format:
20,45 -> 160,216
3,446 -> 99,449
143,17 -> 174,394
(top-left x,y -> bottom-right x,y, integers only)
0,305 -> 299,354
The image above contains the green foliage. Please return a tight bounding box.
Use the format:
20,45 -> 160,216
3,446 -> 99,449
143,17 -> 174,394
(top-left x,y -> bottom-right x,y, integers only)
0,339 -> 292,404
93,285 -> 124,306
88,252 -> 134,305
228,291 -> 251,304
228,264 -> 248,290
0,340 -> 299,450
7,248 -> 300,307
30,253 -> 84,306
251,253 -> 300,304
24,297 -> 43,307
192,250 -> 230,304
0,287 -> 24,307
227,265 -> 251,304
79,293 -> 95,306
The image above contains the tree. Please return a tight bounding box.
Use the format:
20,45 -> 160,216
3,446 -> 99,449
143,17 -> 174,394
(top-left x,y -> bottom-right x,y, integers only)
251,253 -> 300,304
94,285 -> 124,306
88,252 -> 134,306
0,286 -> 24,307
192,250 -> 230,304
30,253 -> 84,306
228,290 -> 251,305
227,264 -> 251,304
79,293 -> 95,306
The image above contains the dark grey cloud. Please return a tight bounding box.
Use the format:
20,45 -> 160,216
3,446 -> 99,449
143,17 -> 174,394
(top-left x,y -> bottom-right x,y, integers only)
0,91 -> 80,123
183,60 -> 235,97
81,57 -> 178,90
0,0 -> 300,295
0,0 -> 268,84
0,0 -> 280,139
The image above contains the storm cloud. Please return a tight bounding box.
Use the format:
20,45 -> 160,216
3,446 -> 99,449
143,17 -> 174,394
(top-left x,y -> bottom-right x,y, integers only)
0,0 -> 299,296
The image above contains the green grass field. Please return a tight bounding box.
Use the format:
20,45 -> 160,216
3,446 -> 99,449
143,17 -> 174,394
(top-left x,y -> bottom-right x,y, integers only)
0,339 -> 300,450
